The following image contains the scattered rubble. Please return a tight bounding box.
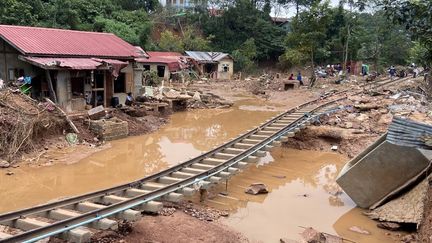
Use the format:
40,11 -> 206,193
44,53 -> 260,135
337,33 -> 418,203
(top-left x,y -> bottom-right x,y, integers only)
245,183 -> 269,195
299,227 -> 344,243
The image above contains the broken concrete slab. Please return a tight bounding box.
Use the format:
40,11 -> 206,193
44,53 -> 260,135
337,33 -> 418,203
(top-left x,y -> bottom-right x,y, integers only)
88,105 -> 106,120
336,134 -> 431,208
245,183 -> 268,195
366,176 -> 430,226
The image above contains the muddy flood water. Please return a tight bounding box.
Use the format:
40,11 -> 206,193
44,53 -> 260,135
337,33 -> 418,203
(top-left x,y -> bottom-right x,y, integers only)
197,148 -> 398,242
0,97 -> 398,242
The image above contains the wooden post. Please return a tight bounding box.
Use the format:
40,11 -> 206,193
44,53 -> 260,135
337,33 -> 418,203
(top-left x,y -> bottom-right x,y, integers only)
45,70 -> 57,103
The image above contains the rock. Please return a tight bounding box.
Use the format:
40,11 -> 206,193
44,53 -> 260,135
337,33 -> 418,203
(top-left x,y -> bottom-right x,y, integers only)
344,122 -> 353,129
401,234 -> 418,243
378,113 -> 393,125
331,145 -> 338,151
193,91 -> 201,101
280,238 -> 299,243
6,171 -> 14,176
348,226 -> 370,235
0,160 -> 10,168
245,183 -> 269,195
355,114 -> 369,122
376,222 -> 401,231
300,227 -> 326,243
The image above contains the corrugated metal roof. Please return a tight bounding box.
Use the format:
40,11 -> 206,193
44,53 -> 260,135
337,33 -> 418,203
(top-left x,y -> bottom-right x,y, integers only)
0,25 -> 140,58
22,57 -> 128,70
136,52 -> 186,71
185,51 -> 231,63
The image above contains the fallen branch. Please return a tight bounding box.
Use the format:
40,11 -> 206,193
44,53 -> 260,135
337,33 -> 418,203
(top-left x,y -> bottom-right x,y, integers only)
44,98 -> 80,134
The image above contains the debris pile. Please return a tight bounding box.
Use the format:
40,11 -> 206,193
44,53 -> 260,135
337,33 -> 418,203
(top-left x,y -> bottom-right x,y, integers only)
0,89 -> 66,162
161,202 -> 229,222
187,91 -> 234,109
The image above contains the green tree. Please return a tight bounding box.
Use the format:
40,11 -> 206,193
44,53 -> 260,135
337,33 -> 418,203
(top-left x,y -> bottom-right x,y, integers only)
232,38 -> 257,72
282,1 -> 332,86
158,30 -> 184,52
182,28 -> 213,51
382,0 -> 432,95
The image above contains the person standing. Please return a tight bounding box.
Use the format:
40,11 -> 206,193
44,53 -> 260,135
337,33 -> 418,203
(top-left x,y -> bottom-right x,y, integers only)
389,66 -> 396,80
297,72 -> 304,86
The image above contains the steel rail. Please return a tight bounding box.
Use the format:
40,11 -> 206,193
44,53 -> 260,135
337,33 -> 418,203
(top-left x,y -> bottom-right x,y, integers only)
0,75 -> 412,242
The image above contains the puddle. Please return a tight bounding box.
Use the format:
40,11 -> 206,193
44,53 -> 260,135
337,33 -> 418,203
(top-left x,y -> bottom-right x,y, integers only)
195,148 -> 399,243
0,99 -> 277,213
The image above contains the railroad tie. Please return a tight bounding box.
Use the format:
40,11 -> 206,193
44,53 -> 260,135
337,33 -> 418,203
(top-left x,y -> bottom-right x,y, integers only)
241,138 -> 261,144
213,152 -> 235,160
0,231 -> 12,240
74,202 -> 141,221
233,143 -> 253,149
191,163 -> 214,170
47,208 -> 117,230
202,157 -> 225,165
223,147 -> 245,154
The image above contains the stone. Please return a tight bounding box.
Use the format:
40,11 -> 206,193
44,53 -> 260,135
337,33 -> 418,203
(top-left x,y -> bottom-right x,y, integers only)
376,222 -> 401,231
280,238 -> 299,243
6,171 -> 14,176
344,122 -> 353,129
401,234 -> 418,243
0,160 -> 10,168
300,227 -> 326,243
331,145 -> 338,151
355,114 -> 369,122
245,183 -> 269,195
348,226 -> 370,235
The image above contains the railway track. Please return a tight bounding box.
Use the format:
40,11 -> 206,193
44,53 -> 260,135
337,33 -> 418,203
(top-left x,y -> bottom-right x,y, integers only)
0,76 -> 411,242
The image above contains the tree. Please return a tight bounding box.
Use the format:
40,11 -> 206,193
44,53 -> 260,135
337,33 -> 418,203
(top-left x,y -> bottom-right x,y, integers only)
281,1 -> 332,86
182,28 -> 213,51
201,0 -> 284,60
158,30 -> 184,52
232,38 -> 257,72
381,0 -> 432,95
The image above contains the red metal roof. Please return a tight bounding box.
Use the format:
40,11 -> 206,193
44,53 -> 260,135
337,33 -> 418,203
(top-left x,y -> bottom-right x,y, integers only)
22,57 -> 128,70
136,52 -> 185,71
0,25 -> 141,58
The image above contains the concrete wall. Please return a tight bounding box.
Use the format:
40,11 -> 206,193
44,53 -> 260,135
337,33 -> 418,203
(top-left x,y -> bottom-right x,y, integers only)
0,39 -> 38,81
56,70 -> 72,112
217,58 -> 234,80
149,64 -> 170,80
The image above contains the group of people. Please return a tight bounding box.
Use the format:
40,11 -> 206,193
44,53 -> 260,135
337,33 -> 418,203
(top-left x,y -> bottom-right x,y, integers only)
288,72 -> 304,86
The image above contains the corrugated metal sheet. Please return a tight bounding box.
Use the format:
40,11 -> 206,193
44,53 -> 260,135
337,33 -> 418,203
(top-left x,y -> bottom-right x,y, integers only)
136,52 -> 188,71
22,57 -> 127,70
0,25 -> 140,58
185,51 -> 230,63
387,117 -> 432,149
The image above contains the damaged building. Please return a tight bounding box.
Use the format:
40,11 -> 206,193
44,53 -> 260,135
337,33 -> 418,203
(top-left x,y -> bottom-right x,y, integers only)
185,51 -> 233,80
0,25 -> 148,112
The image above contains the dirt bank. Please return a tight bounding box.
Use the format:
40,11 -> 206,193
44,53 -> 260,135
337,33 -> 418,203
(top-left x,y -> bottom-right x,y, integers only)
121,211 -> 248,243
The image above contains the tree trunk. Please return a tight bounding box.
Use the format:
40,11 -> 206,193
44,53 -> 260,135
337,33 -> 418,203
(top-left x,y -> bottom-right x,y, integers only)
309,49 -> 316,87
343,24 -> 350,78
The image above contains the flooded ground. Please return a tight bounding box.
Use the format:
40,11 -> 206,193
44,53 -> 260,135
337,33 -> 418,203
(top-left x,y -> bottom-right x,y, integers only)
0,98 -> 277,213
195,148 -> 399,242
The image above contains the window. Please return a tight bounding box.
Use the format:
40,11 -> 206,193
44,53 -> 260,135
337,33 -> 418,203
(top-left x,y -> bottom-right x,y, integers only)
114,73 -> 126,93
143,65 -> 150,71
222,64 -> 229,72
157,65 -> 165,78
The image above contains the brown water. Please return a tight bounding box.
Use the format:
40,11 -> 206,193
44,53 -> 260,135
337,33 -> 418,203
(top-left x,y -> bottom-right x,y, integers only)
0,97 -> 400,243
197,148 -> 399,243
0,99 -> 277,213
